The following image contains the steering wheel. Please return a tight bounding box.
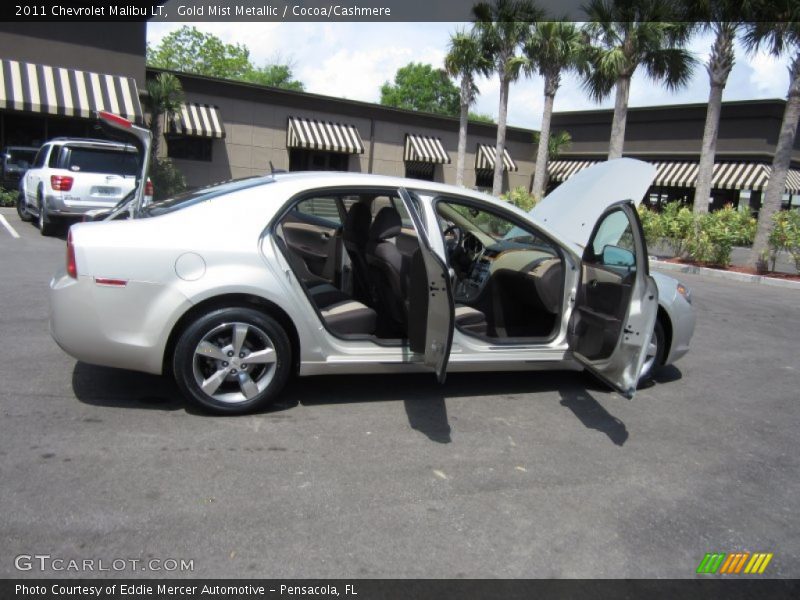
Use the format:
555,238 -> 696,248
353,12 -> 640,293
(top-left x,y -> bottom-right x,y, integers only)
443,224 -> 463,254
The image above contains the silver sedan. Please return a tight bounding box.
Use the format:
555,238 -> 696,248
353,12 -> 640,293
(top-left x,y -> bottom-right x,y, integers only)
50,159 -> 694,414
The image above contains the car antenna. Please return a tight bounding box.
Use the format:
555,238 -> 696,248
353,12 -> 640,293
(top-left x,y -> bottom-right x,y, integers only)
269,161 -> 287,175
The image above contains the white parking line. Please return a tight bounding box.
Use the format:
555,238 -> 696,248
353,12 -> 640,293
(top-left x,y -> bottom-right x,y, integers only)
0,214 -> 20,238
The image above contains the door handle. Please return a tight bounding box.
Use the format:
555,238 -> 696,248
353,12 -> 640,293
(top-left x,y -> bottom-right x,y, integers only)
321,232 -> 331,240
589,279 -> 598,288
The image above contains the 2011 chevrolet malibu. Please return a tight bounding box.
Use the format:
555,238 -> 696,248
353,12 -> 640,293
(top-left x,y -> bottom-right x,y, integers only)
49,158 -> 694,414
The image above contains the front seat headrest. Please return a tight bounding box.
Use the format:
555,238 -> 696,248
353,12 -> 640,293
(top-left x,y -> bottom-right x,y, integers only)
369,206 -> 402,241
343,202 -> 371,247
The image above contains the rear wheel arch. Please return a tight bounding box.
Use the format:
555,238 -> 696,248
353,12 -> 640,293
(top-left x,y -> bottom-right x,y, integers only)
163,293 -> 300,376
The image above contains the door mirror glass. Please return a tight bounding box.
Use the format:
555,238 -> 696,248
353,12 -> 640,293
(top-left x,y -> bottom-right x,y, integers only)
601,244 -> 635,268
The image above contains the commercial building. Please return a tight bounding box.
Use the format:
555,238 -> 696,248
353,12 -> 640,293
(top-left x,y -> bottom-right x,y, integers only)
0,22 -> 536,194
550,100 -> 800,211
2,20 -> 799,210
152,67 -> 535,191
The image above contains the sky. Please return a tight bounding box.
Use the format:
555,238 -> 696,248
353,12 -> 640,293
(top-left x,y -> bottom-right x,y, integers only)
147,22 -> 793,131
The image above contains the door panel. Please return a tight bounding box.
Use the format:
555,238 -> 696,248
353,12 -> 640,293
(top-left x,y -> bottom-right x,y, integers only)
400,187 -> 454,383
569,203 -> 658,398
282,197 -> 342,281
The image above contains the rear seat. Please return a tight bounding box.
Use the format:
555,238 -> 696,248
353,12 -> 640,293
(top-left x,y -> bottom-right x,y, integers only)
319,298 -> 377,336
277,225 -> 377,337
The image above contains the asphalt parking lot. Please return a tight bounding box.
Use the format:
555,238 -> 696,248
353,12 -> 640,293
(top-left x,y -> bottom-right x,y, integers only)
0,206 -> 798,579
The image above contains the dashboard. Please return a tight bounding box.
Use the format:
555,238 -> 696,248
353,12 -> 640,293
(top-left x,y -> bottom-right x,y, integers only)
454,232 -> 558,302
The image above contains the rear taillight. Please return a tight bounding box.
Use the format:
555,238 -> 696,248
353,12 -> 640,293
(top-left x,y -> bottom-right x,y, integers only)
66,230 -> 77,278
145,178 -> 154,197
51,175 -> 74,191
98,110 -> 133,129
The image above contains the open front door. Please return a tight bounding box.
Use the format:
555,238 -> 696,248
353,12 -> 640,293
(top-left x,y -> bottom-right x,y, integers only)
569,202 -> 658,398
399,187 -> 454,383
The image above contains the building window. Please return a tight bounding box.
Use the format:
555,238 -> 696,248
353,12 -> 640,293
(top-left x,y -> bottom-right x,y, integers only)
475,170 -> 493,189
404,162 -> 435,182
166,137 -> 213,162
289,149 -> 349,172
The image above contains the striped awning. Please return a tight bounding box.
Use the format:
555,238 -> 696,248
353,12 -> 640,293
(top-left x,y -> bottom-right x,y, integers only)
0,58 -> 142,123
169,103 -> 225,138
404,134 -> 450,164
287,116 -> 364,154
652,161 -> 699,187
549,159 -> 800,193
784,169 -> 800,193
475,144 -> 518,172
548,159 -> 600,182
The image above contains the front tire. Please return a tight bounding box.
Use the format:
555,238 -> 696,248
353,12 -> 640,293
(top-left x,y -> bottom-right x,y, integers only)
173,307 -> 291,415
639,318 -> 666,384
17,192 -> 32,222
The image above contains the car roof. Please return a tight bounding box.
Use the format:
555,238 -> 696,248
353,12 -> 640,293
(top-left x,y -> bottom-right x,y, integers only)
268,170 -> 500,203
202,171 -> 583,257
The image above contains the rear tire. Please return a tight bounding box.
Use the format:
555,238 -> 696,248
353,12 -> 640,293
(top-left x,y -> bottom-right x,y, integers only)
173,307 -> 291,415
16,192 -> 32,222
38,192 -> 57,236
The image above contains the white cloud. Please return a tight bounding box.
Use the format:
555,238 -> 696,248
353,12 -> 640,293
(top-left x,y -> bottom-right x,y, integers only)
748,49 -> 789,96
146,23 -> 793,131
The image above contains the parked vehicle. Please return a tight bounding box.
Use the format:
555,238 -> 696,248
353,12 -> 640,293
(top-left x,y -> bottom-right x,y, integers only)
17,137 -> 141,235
1,146 -> 38,190
50,158 -> 695,415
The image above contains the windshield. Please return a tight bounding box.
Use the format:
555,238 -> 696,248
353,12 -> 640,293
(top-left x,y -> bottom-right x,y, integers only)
5,148 -> 37,167
66,147 -> 139,176
145,176 -> 269,217
439,201 -> 518,242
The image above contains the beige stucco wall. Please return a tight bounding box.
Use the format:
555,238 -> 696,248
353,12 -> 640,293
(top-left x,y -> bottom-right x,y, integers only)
164,90 -> 535,194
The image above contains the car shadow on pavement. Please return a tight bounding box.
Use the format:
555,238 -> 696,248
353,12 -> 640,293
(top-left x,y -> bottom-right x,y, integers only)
72,362 -> 652,446
558,384 -> 629,447
72,362 -> 185,411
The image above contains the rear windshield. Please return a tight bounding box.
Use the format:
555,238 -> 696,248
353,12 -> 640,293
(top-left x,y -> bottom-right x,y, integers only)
64,147 -> 139,176
145,176 -> 271,217
5,148 -> 37,167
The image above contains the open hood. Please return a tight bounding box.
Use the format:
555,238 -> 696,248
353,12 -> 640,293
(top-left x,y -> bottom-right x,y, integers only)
530,158 -> 656,249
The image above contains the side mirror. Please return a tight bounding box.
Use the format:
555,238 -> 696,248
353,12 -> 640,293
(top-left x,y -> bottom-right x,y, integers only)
601,244 -> 635,268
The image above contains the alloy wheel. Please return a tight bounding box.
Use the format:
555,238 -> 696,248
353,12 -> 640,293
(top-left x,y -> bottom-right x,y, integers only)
191,321 -> 277,404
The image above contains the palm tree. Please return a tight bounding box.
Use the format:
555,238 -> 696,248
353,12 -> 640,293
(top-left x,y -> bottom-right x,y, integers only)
743,3 -> 800,270
445,29 -> 491,187
473,0 -> 544,196
142,73 -> 185,166
531,129 -> 572,193
582,0 -> 695,160
524,21 -> 587,199
690,1 -> 751,215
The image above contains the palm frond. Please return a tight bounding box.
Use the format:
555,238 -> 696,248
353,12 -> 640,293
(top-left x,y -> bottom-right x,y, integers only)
644,47 -> 697,91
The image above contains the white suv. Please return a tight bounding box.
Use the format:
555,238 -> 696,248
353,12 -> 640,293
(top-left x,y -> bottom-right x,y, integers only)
18,138 -> 140,235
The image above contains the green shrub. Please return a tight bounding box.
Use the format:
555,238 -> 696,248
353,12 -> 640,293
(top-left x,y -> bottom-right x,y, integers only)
0,188 -> 18,207
660,201 -> 695,257
500,186 -> 539,212
768,209 -> 800,273
637,204 -> 663,247
685,204 -> 752,267
642,202 -> 756,267
149,158 -> 186,201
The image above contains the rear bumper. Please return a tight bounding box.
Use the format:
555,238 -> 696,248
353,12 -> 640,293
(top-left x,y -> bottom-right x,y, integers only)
45,194 -> 122,217
49,269 -> 192,375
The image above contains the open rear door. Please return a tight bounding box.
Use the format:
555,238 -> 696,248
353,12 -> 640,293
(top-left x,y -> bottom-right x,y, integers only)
399,187 -> 454,383
569,202 -> 658,398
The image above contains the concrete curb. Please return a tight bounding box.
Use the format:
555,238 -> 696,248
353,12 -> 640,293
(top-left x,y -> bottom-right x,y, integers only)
651,259 -> 800,290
